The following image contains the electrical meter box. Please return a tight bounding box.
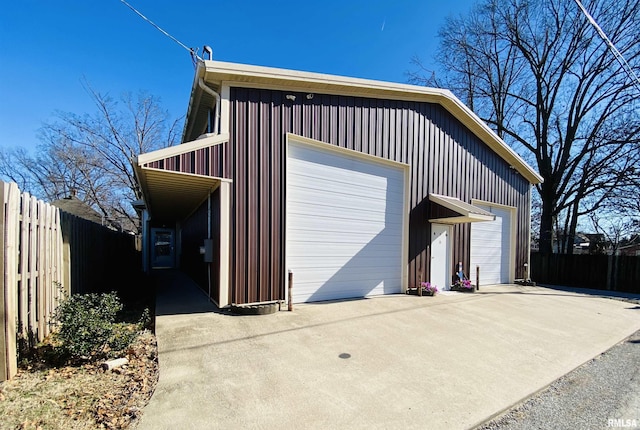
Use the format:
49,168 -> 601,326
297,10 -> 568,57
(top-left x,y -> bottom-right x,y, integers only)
203,239 -> 214,263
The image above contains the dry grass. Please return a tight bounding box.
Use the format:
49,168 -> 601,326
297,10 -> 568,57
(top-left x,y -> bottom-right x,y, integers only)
0,331 -> 158,430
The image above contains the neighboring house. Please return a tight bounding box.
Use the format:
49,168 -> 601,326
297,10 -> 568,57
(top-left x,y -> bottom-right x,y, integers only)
51,192 -> 105,226
618,235 -> 640,256
133,60 -> 543,307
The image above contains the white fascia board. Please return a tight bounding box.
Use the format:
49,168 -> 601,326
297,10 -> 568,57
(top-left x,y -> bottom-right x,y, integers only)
136,133 -> 229,166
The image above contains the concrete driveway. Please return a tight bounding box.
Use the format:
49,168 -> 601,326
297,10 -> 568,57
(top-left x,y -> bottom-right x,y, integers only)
137,272 -> 640,429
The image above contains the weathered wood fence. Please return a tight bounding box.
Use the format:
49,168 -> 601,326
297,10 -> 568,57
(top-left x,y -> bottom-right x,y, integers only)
1,182 -> 140,381
530,252 -> 640,293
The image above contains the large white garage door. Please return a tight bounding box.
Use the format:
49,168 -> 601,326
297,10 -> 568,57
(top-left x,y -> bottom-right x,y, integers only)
286,139 -> 406,303
470,204 -> 513,284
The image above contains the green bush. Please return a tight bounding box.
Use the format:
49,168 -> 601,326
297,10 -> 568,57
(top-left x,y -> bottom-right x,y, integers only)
52,292 -> 138,360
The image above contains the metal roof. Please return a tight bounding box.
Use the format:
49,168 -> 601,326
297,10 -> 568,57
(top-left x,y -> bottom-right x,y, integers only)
183,60 -> 543,184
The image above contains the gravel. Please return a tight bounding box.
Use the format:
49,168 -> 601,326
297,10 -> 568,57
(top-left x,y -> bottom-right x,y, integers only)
477,324 -> 640,430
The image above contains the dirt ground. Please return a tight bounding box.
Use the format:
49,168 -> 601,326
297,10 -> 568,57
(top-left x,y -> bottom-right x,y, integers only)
0,331 -> 158,430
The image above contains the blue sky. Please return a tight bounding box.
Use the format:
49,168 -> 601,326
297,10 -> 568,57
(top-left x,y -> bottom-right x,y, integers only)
0,1 -> 475,151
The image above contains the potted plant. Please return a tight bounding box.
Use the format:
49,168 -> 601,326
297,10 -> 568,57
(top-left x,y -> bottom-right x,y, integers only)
406,282 -> 438,296
451,278 -> 475,292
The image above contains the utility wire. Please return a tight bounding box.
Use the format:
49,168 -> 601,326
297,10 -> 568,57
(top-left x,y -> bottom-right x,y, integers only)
573,0 -> 640,95
119,0 -> 201,62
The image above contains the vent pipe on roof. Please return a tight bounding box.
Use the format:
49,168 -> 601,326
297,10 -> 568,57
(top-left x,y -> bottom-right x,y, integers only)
202,45 -> 213,61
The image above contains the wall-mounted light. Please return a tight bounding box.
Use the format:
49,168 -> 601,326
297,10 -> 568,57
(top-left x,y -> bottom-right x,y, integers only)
306,93 -> 314,100
285,94 -> 296,101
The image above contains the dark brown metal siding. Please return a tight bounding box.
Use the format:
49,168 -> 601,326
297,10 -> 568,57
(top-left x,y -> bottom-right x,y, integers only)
175,188 -> 221,302
144,144 -> 225,177
180,198 -> 208,292
228,88 -> 531,304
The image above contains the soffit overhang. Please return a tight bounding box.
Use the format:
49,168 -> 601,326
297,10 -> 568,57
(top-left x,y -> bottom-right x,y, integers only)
133,134 -> 231,224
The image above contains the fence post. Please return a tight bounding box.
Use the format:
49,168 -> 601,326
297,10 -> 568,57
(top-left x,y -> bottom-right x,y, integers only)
0,183 -> 7,381
606,253 -> 613,290
288,270 -> 293,311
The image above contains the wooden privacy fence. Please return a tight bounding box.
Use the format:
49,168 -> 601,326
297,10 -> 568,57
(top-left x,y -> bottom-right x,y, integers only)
1,182 -> 140,381
530,252 -> 640,293
1,182 -> 64,381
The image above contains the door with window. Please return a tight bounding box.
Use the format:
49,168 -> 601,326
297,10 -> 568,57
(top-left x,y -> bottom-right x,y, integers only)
151,228 -> 175,268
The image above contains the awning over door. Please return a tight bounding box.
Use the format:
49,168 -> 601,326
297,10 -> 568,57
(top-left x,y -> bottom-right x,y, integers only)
428,193 -> 495,224
133,133 -> 231,224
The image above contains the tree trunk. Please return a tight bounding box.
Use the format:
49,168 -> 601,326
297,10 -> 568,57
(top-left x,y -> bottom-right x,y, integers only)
539,193 -> 555,254
566,202 -> 580,255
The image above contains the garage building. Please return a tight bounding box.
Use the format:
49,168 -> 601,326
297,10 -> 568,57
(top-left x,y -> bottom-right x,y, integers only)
133,60 -> 543,307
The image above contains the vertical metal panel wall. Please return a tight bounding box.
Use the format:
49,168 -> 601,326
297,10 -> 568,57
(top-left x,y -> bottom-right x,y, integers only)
180,199 -> 208,292
224,88 -> 531,304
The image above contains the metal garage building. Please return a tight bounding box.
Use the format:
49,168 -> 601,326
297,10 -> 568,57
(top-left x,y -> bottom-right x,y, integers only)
134,60 -> 542,306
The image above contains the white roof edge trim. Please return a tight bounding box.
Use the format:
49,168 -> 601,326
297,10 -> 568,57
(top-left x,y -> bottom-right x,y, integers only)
136,133 -> 229,166
202,60 -> 543,184
137,165 -> 232,183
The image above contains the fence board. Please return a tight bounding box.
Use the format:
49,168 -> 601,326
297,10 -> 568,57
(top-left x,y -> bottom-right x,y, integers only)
0,183 -> 8,381
2,183 -> 20,380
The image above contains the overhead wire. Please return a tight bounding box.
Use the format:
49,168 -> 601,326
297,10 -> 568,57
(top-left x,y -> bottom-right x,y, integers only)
573,0 -> 640,95
118,0 -> 202,64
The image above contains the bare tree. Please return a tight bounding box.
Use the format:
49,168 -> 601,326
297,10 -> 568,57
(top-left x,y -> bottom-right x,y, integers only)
0,85 -> 181,231
410,0 -> 640,254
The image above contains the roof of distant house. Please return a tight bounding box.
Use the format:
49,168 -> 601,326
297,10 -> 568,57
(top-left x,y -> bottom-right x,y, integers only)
51,193 -> 104,225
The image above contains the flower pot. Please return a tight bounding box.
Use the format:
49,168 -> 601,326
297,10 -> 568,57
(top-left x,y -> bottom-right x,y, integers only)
451,285 -> 475,292
406,288 -> 436,296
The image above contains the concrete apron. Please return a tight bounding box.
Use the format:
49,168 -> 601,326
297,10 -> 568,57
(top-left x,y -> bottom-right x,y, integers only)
138,280 -> 640,430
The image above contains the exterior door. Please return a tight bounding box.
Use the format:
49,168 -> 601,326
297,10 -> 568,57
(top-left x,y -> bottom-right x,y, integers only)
430,224 -> 451,291
151,228 -> 175,268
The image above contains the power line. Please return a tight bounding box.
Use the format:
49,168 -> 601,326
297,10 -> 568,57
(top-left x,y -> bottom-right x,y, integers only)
119,0 -> 201,62
573,0 -> 640,95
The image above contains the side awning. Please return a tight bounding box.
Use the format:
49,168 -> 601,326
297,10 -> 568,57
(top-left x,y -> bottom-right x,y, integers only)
133,166 -> 229,223
428,193 -> 495,224
132,133 -> 231,224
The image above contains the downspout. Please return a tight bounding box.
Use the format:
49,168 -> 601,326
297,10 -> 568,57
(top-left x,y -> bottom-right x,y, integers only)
198,77 -> 221,135
207,194 -> 212,299
198,72 -> 220,300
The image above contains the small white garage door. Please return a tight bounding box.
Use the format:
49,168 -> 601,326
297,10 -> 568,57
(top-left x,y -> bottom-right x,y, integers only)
286,139 -> 406,303
470,204 -> 513,284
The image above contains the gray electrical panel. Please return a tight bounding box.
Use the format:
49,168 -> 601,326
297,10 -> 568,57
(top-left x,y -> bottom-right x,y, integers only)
203,239 -> 214,263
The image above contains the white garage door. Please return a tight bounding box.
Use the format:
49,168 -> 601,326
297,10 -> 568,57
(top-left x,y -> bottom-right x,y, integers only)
286,139 -> 406,303
470,204 -> 513,284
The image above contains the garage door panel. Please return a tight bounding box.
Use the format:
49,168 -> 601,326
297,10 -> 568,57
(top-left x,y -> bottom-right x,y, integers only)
288,179 -> 405,209
288,171 -> 403,197
287,140 -> 405,303
287,219 -> 402,238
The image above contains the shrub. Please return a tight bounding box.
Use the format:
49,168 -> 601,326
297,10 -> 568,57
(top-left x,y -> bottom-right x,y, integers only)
52,292 -> 137,360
